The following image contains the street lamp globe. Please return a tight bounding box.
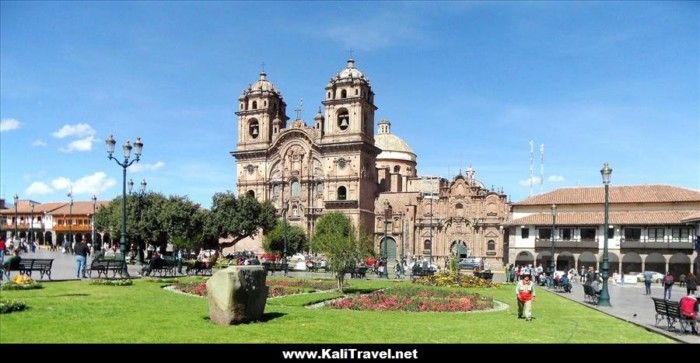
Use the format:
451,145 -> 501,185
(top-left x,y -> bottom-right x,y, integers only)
140,179 -> 147,193
128,179 -> 134,194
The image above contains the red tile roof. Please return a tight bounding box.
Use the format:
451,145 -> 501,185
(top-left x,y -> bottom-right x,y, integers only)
507,210 -> 698,226
1,200 -> 109,215
680,211 -> 700,223
514,185 -> 700,206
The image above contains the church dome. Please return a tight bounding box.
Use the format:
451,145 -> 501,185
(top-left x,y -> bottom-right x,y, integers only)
338,58 -> 365,79
328,58 -> 369,86
244,71 -> 280,96
375,119 -> 416,162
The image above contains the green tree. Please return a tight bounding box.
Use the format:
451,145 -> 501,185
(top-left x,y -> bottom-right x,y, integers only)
207,192 -> 277,248
311,212 -> 365,291
263,220 -> 308,257
94,193 -> 206,259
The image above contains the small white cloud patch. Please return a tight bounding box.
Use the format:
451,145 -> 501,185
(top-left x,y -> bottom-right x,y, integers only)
0,118 -> 21,132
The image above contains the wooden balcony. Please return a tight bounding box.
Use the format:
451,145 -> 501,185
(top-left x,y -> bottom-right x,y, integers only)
620,241 -> 694,250
52,225 -> 92,232
534,239 -> 598,249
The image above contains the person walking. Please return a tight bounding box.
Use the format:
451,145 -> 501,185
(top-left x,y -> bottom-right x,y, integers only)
686,273 -> 697,296
516,273 -> 536,321
663,272 -> 675,300
643,270 -> 653,295
74,237 -> 90,279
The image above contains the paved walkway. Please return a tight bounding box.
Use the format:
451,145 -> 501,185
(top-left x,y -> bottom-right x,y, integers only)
546,279 -> 699,344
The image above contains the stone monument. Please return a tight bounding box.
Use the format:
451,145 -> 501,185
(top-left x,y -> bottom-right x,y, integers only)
206,265 -> 268,325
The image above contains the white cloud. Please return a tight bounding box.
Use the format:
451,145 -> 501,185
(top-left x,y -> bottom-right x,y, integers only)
26,182 -> 53,196
0,118 -> 21,132
47,172 -> 116,196
548,175 -> 565,182
51,177 -> 72,191
59,136 -> 95,152
519,176 -> 542,187
130,161 -> 165,173
52,123 -> 97,152
32,139 -> 48,147
52,123 -> 96,138
72,172 -> 116,195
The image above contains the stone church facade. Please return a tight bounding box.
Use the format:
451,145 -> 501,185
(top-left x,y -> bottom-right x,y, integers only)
231,59 -> 509,267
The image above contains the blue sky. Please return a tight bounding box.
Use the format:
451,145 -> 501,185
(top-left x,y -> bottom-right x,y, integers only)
1,1 -> 698,208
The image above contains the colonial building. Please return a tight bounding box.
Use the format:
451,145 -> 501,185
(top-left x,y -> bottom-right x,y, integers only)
506,185 -> 700,278
231,59 -> 510,266
0,199 -> 109,246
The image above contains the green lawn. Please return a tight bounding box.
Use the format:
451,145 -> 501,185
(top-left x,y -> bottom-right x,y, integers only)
0,278 -> 673,343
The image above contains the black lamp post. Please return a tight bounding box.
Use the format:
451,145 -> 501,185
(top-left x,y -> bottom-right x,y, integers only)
551,204 -> 557,282
105,134 -> 143,273
283,200 -> 289,277
599,163 -> 613,307
30,202 -> 35,246
91,195 -> 97,251
68,191 -> 73,248
13,194 -> 18,242
138,179 -> 146,264
383,200 -> 392,278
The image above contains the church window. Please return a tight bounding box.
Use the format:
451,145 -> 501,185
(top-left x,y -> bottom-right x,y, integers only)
487,240 -> 496,251
355,89 -> 358,95
252,101 -> 257,109
337,186 -> 347,200
240,103 -> 244,110
327,91 -> 331,99
249,119 -> 259,139
393,165 -> 400,173
424,240 -> 432,250
337,109 -> 349,131
455,203 -> 463,209
247,190 -> 255,198
263,100 -> 267,107
341,89 -> 347,98
291,179 -> 300,199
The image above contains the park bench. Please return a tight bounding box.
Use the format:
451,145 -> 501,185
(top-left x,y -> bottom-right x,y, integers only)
88,258 -> 128,279
261,261 -> 289,275
582,284 -> 599,305
410,265 -> 435,280
344,266 -> 368,279
151,257 -> 178,276
652,297 -> 696,333
473,270 -> 494,281
2,258 -> 54,280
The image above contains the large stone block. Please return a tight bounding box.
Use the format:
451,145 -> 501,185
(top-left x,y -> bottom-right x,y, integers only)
206,265 -> 268,325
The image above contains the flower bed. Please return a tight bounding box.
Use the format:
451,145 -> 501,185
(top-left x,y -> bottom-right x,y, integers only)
172,277 -> 337,297
89,279 -> 133,286
415,272 -> 498,288
330,286 -> 493,312
0,275 -> 43,290
0,299 -> 27,314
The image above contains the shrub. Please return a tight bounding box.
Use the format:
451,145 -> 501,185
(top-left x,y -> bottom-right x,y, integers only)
415,272 -> 498,288
1,275 -> 43,290
0,299 -> 27,314
89,279 -> 133,286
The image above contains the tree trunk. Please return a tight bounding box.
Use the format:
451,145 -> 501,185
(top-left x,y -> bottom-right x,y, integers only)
336,272 -> 344,292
